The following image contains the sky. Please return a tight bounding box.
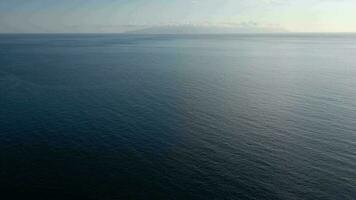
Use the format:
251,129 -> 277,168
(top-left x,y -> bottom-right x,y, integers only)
0,0 -> 355,33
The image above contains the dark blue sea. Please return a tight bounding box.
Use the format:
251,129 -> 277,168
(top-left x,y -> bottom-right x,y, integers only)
0,34 -> 355,199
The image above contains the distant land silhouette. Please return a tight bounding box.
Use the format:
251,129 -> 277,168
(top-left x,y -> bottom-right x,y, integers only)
125,25 -> 287,34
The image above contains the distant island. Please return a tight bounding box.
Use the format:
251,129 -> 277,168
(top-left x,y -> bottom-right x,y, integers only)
125,25 -> 287,34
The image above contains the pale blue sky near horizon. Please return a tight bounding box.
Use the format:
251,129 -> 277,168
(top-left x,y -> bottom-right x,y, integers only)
0,0 -> 355,33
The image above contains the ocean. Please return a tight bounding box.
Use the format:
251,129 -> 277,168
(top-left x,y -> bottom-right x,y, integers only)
0,34 -> 355,199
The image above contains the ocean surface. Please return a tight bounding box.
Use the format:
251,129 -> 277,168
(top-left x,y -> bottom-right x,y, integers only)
0,34 -> 355,199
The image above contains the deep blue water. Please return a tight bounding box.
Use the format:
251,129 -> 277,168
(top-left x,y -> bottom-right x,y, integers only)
0,34 -> 355,199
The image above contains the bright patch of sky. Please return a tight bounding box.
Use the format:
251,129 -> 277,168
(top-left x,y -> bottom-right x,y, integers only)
0,0 -> 355,33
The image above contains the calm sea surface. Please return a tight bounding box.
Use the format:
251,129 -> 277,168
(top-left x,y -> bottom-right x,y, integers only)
0,34 -> 355,199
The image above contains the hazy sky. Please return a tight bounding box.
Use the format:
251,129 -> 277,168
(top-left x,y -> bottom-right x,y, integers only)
0,0 -> 355,33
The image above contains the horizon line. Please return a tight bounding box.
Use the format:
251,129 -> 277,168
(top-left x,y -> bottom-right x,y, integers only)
1,32 -> 356,35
